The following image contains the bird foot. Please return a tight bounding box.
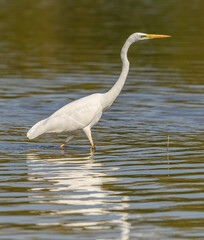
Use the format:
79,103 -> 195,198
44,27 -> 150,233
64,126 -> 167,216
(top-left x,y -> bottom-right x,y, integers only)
60,143 -> 65,148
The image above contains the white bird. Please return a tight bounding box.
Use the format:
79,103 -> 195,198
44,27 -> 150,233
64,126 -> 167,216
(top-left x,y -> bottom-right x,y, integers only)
27,32 -> 170,151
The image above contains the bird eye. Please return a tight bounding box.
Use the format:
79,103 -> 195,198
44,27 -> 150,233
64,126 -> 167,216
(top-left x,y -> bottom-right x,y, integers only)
141,35 -> 147,38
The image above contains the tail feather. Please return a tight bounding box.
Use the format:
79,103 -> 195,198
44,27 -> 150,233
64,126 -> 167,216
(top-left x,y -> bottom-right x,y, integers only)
27,119 -> 47,140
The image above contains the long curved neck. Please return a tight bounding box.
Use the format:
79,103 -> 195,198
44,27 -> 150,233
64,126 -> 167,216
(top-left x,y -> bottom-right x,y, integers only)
102,37 -> 133,110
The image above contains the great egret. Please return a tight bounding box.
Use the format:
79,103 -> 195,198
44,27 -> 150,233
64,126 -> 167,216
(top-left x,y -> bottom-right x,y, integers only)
27,32 -> 170,151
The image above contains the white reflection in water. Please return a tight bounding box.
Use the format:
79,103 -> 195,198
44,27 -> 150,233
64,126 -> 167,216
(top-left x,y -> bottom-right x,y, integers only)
26,152 -> 131,240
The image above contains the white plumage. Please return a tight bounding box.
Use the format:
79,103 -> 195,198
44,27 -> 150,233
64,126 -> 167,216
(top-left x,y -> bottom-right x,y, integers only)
27,32 -> 170,151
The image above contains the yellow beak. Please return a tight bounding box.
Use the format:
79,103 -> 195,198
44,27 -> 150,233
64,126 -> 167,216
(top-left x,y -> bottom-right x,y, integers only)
146,34 -> 171,39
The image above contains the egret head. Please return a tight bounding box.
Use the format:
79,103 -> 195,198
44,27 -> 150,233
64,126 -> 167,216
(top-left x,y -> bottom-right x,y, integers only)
128,32 -> 171,43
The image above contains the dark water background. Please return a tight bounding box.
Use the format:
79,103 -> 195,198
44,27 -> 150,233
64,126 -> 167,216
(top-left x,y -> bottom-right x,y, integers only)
0,0 -> 204,239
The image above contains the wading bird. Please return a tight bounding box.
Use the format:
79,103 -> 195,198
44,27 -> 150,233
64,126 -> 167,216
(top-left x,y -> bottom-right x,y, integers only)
27,32 -> 170,151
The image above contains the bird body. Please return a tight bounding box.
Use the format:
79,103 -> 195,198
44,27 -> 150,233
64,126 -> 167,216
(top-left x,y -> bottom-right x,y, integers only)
27,93 -> 103,138
27,32 -> 170,150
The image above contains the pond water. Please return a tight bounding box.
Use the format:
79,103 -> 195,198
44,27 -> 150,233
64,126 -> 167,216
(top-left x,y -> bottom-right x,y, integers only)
0,1 -> 204,239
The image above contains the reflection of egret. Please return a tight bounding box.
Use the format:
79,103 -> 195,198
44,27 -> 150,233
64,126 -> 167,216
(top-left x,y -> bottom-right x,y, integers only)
26,152 -> 113,201
27,32 -> 170,151
26,153 -> 132,240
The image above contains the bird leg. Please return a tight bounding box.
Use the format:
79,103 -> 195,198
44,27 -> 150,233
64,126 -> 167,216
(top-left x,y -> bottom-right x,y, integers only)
60,135 -> 74,148
91,142 -> 95,153
83,127 -> 95,152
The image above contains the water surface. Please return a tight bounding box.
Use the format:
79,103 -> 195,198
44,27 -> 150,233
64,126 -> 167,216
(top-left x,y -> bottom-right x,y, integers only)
0,1 -> 204,239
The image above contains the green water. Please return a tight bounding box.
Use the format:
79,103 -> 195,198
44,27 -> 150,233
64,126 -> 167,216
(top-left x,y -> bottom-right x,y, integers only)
0,0 -> 204,239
